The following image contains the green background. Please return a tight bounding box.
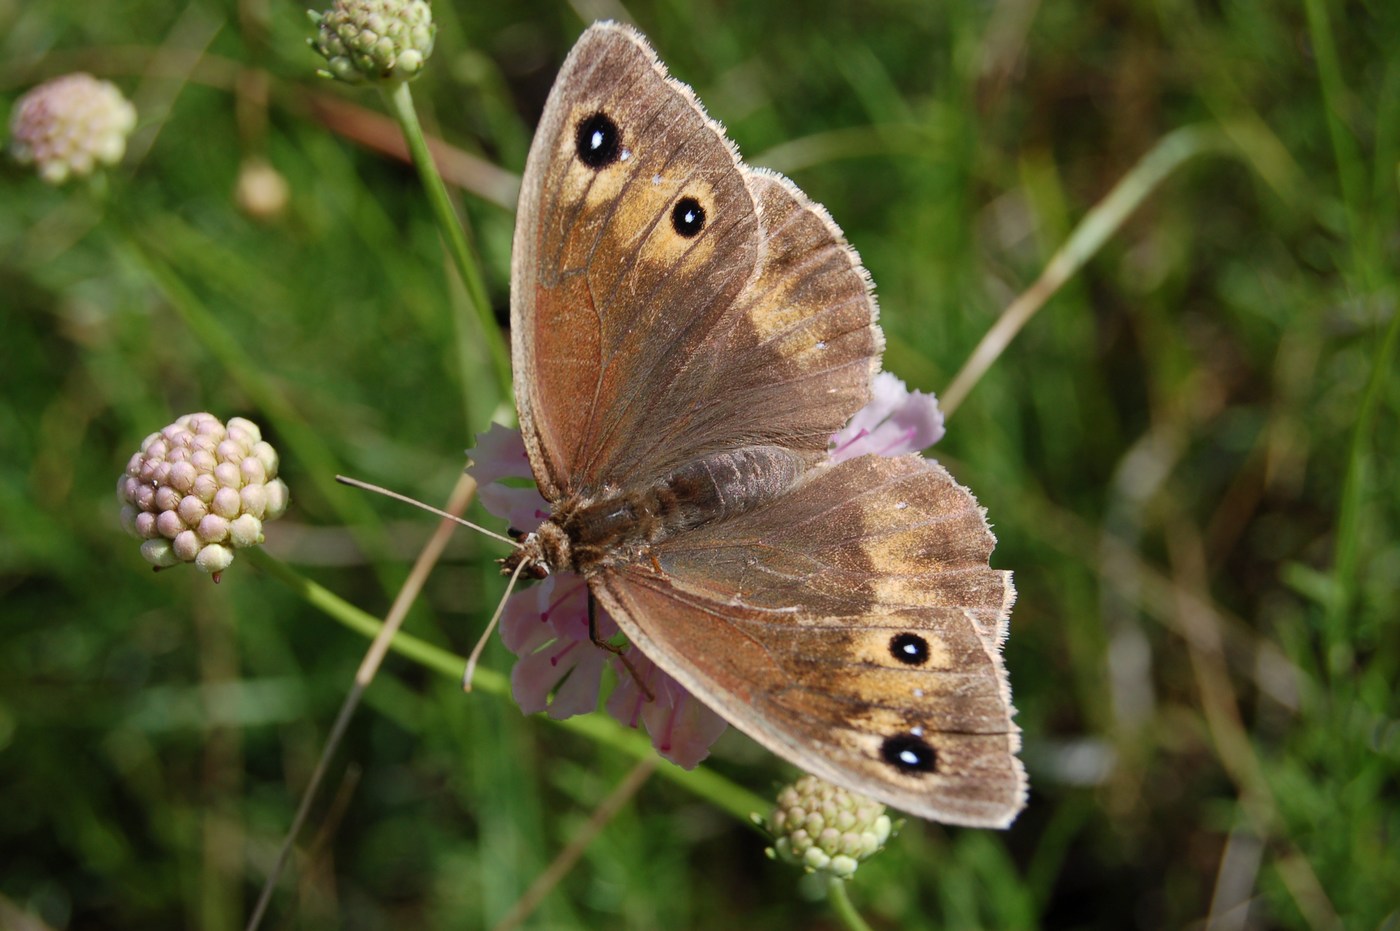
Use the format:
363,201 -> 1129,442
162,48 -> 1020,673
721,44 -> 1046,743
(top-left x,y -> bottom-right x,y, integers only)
2,0 -> 1397,928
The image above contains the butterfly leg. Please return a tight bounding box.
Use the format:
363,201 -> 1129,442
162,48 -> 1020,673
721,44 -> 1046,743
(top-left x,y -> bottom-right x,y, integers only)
588,592 -> 655,702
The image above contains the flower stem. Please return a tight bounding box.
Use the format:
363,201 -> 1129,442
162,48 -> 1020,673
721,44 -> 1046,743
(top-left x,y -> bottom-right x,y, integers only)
245,472 -> 479,931
940,123 -> 1234,418
245,550 -> 770,823
827,877 -> 875,931
383,80 -> 513,405
494,757 -> 659,931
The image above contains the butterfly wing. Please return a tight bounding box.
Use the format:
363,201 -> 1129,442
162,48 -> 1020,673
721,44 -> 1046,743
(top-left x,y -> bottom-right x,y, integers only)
514,23 -> 1024,825
512,23 -> 881,500
591,453 -> 1025,827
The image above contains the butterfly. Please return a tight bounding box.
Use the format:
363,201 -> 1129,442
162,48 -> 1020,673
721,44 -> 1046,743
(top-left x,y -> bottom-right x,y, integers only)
503,21 -> 1025,827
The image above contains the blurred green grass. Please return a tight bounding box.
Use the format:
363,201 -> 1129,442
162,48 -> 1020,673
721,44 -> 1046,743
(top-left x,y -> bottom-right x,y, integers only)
2,0 -> 1397,928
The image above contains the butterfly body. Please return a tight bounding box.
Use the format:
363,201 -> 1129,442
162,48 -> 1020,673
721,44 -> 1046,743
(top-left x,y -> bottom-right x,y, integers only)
510,21 -> 1027,827
509,445 -> 809,574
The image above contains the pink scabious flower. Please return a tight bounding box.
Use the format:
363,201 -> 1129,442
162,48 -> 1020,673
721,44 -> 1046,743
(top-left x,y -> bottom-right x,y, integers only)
467,424 -> 724,766
9,73 -> 136,185
470,374 -> 944,769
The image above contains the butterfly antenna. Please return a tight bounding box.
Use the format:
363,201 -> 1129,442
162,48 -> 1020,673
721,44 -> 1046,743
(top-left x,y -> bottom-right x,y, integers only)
335,474 -> 520,547
462,555 -> 530,691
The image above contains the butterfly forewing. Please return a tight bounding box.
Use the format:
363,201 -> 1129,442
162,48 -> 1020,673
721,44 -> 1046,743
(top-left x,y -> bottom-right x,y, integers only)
512,25 -> 881,499
512,24 -> 759,499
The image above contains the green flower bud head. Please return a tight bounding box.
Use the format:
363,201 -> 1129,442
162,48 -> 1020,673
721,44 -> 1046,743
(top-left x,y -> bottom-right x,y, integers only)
764,775 -> 894,880
118,413 -> 289,581
309,0 -> 435,85
9,73 -> 137,184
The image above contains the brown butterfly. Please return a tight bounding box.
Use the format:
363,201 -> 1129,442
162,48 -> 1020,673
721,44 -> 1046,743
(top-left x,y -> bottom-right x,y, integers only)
505,21 -> 1025,827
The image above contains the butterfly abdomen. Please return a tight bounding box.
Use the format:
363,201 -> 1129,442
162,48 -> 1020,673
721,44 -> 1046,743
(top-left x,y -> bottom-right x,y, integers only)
558,445 -> 809,571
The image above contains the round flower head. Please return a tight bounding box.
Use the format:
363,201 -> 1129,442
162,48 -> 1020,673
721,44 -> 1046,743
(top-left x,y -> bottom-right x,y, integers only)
764,775 -> 894,880
117,413 -> 290,581
9,73 -> 137,184
309,0 -> 436,84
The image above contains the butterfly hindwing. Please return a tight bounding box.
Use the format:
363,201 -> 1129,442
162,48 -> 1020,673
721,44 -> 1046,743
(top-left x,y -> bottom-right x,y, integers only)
593,453 -> 1024,828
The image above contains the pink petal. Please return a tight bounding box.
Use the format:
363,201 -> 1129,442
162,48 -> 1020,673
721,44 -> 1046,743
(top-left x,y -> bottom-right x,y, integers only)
830,372 -> 945,461
499,575 -> 564,654
545,646 -> 608,719
645,690 -> 730,769
502,573 -> 619,721
509,624 -> 607,720
510,646 -> 565,715
547,582 -> 618,644
606,652 -> 728,769
477,482 -> 551,529
465,423 -> 535,485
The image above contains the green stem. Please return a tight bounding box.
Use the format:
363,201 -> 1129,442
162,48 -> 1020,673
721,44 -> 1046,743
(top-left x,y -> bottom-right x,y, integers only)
1302,0 -> 1367,256
119,232 -> 402,588
827,877 -> 875,931
383,80 -> 514,406
247,549 -> 770,823
941,123 -> 1233,417
1324,288 -> 1400,656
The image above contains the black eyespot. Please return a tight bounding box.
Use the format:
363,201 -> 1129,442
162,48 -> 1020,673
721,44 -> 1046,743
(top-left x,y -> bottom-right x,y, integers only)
890,632 -> 930,666
575,112 -> 621,169
671,196 -> 706,237
881,733 -> 936,774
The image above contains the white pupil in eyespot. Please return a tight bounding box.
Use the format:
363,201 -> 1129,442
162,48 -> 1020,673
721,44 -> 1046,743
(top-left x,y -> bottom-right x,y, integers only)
589,130 -> 604,151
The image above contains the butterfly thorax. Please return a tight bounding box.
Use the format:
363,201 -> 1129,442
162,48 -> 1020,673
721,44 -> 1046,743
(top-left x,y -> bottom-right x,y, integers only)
506,445 -> 810,577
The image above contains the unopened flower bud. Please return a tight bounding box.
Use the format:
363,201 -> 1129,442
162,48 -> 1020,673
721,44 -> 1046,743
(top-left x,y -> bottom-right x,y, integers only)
234,157 -> 290,221
763,775 -> 894,880
309,0 -> 435,85
240,484 -> 268,518
196,545 -> 235,575
228,514 -> 264,548
140,539 -> 178,568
